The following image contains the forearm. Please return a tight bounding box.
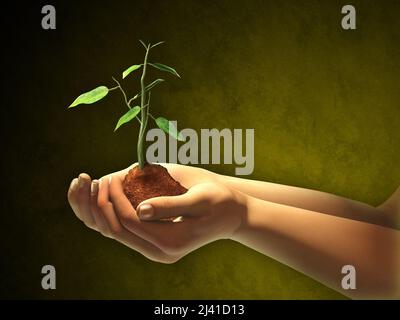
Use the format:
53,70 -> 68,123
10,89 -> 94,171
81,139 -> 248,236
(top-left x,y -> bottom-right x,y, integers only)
219,175 -> 392,227
232,196 -> 400,299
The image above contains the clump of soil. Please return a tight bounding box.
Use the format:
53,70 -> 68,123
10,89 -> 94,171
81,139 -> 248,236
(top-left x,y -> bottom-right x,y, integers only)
122,163 -> 188,210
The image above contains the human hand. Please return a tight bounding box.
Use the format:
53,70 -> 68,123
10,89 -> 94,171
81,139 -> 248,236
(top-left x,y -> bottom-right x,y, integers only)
67,170 -> 181,263
66,162 -> 219,230
108,175 -> 248,259
67,163 -> 246,263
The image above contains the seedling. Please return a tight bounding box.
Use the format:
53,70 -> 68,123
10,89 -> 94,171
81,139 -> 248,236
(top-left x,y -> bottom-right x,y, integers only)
68,40 -> 184,170
68,40 -> 188,209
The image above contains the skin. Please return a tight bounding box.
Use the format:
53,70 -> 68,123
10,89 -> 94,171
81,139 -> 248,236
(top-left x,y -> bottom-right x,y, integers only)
67,163 -> 400,299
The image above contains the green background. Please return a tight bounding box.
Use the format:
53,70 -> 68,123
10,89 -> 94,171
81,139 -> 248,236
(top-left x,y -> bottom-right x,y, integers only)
2,0 -> 399,299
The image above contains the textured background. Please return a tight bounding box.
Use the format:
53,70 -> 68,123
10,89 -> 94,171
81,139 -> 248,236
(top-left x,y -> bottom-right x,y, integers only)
1,0 -> 399,299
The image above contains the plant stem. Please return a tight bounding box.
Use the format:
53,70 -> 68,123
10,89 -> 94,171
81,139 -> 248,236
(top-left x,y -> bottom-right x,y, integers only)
137,44 -> 151,169
112,77 -> 131,110
111,77 -> 141,125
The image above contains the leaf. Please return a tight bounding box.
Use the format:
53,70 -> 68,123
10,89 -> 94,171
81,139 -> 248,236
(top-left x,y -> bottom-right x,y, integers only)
68,86 -> 109,108
155,117 -> 185,141
149,63 -> 180,78
131,79 -> 164,101
114,106 -> 141,131
122,64 -> 142,79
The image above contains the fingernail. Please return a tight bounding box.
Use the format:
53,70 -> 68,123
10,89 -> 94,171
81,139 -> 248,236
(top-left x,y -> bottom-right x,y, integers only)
91,180 -> 99,195
78,175 -> 86,189
138,204 -> 154,220
70,178 -> 78,190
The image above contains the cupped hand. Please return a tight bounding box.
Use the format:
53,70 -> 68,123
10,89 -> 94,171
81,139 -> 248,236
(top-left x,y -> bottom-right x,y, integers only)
68,170 -> 180,263
67,163 -> 246,263
108,173 -> 248,257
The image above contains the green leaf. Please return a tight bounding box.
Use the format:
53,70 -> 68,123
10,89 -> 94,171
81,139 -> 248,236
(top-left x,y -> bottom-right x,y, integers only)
122,64 -> 142,79
149,63 -> 180,78
155,117 -> 185,141
114,106 -> 141,131
68,86 -> 109,108
131,79 -> 165,101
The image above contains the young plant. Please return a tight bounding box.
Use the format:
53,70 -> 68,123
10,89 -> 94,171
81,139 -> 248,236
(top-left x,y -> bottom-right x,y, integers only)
68,40 -> 184,169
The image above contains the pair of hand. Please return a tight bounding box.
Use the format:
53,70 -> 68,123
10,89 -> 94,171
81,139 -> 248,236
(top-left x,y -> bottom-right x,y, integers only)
67,164 -> 248,263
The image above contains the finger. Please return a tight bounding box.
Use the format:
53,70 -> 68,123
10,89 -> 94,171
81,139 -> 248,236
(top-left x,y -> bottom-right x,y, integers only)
75,173 -> 96,229
109,175 -> 184,246
67,178 -> 83,221
97,176 -> 179,263
117,227 -> 180,264
93,176 -> 126,237
90,179 -> 109,235
96,176 -> 125,234
137,189 -> 208,221
97,176 -> 111,205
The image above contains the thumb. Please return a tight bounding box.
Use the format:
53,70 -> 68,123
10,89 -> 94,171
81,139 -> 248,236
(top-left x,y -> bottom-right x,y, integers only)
137,191 -> 206,221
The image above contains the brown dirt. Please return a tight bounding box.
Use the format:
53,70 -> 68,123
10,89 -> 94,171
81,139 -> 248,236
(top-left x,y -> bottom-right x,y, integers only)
122,163 -> 188,210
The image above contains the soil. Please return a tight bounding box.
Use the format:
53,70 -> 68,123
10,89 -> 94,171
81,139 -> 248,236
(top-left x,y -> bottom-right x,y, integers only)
122,163 -> 188,210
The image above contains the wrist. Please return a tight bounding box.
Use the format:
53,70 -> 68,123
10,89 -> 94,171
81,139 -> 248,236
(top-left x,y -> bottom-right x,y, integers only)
216,171 -> 235,182
228,191 -> 254,241
229,194 -> 268,243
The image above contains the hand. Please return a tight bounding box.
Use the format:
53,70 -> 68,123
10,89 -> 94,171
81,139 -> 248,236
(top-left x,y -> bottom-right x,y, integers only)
68,171 -> 180,263
67,163 -> 246,263
108,175 -> 248,258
